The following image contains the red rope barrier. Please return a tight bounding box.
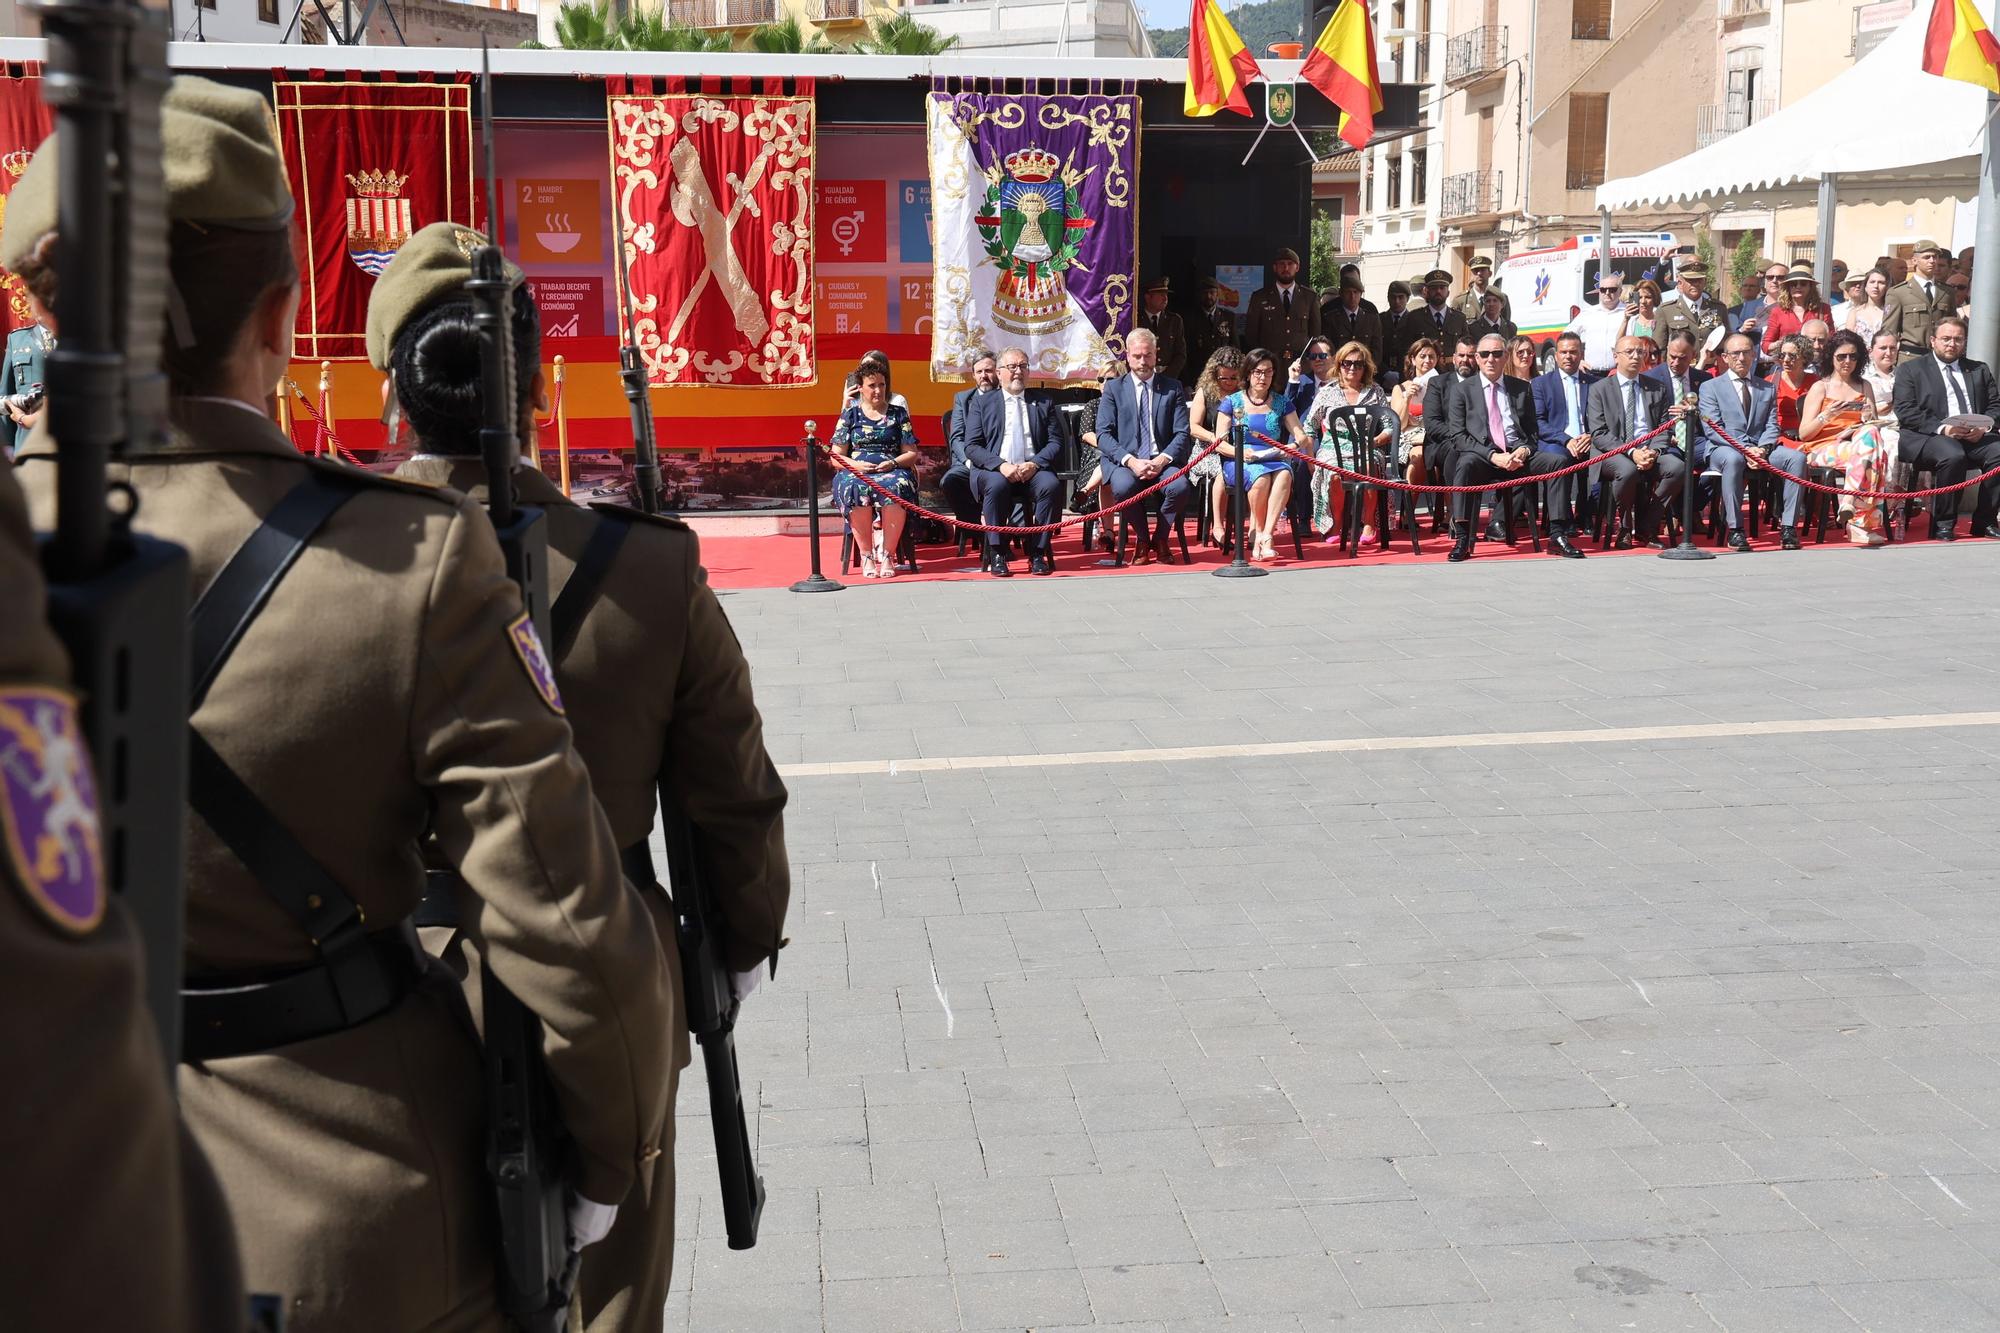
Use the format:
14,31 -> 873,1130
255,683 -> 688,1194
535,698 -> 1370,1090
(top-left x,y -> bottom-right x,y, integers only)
283,379 -> 366,469
1699,416 -> 2000,502
819,437 -> 1227,536
536,375 -> 564,430
1250,418 -> 1674,493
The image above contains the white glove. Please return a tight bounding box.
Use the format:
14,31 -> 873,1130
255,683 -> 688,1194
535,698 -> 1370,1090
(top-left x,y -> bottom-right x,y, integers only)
566,1193 -> 619,1251
731,967 -> 763,1005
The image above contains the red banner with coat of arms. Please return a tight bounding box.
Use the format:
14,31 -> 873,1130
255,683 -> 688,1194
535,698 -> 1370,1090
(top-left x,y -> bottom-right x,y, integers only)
274,79 -> 475,361
608,77 -> 816,388
0,65 -> 53,339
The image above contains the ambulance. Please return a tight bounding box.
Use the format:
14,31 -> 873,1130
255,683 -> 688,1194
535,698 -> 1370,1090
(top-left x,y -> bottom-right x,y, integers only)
1499,231 -> 1680,362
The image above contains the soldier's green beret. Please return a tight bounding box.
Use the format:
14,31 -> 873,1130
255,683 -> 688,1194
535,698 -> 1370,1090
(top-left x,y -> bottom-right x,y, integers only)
364,220 -> 526,371
1,76 -> 292,271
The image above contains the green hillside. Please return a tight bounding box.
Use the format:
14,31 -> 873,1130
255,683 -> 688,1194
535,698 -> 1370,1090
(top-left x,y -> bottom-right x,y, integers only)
1149,0 -> 1308,59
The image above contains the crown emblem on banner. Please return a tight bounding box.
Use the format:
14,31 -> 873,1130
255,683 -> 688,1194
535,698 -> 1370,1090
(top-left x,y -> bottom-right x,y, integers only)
1002,148 -> 1060,184
345,168 -> 410,198
2,149 -> 33,179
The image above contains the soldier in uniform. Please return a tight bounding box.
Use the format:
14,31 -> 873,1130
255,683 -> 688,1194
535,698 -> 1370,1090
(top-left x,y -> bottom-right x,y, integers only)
1465,289 -> 1516,346
1136,276 -> 1188,382
369,222 -> 792,1333
1321,271 -> 1382,369
1379,279 -> 1415,379
0,313 -> 51,455
1185,276 -> 1237,374
6,78 -> 676,1332
1653,260 -> 1731,367
1412,268 -> 1470,348
1882,239 -> 1960,362
1243,246 -> 1321,365
1,456 -> 246,1333
1452,254 -> 1511,325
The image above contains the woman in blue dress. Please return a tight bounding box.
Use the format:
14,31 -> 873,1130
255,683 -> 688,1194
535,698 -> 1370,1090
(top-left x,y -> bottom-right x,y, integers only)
830,361 -> 920,577
1214,348 -> 1308,561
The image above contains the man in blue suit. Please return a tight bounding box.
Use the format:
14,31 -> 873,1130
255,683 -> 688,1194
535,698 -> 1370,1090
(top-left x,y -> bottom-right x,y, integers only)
941,352 -> 998,529
1529,331 -> 1599,551
1093,327 -> 1191,564
964,348 -> 1066,576
1698,331 -> 1805,550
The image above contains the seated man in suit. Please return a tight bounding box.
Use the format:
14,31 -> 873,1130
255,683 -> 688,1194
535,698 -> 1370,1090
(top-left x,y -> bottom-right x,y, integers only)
1698,332 -> 1805,550
1529,331 -> 1600,555
1093,326 -> 1191,565
1439,334 -> 1570,562
941,351 -> 998,530
1589,334 -> 1694,548
1643,330 -> 1711,476
964,348 -> 1065,576
1891,315 -> 2000,540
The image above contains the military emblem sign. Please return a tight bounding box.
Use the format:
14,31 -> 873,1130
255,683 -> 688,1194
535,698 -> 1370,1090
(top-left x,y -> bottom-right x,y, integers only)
346,168 -> 415,277
974,147 -> 1096,337
0,147 -> 36,330
0,688 -> 105,936
506,613 -> 565,716
1242,81 -> 1316,165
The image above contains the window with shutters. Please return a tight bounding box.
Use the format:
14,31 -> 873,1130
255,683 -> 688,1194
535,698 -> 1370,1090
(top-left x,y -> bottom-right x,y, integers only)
1409,147 -> 1428,206
1565,93 -> 1608,190
258,0 -> 278,19
1386,155 -> 1403,210
1572,0 -> 1610,39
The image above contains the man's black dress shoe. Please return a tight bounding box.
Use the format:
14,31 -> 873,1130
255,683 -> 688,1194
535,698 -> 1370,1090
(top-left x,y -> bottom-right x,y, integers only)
1484,521 -> 1510,544
1447,535 -> 1473,563
1978,524 -> 2000,540
990,558 -> 1013,578
1551,533 -> 1586,559
1780,526 -> 1800,551
1029,555 -> 1053,575
1727,530 -> 1751,552
1936,523 -> 1959,541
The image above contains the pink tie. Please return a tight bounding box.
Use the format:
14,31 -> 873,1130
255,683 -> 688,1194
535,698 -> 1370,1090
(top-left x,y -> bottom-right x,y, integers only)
1486,381 -> 1507,449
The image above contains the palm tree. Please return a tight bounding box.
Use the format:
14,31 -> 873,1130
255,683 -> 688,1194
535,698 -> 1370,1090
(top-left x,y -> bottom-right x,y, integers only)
748,15 -> 837,52
857,12 -> 958,54
534,0 -> 732,50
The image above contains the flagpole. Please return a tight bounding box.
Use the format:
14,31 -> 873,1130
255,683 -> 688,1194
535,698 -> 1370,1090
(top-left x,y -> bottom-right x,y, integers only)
1972,86 -> 2000,366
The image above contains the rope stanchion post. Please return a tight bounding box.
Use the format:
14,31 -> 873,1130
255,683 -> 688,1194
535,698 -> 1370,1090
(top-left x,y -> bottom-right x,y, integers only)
790,421 -> 844,594
554,355 -> 570,496
317,361 -> 333,459
1214,418 -> 1266,579
274,374 -> 292,440
1659,395 -> 1715,562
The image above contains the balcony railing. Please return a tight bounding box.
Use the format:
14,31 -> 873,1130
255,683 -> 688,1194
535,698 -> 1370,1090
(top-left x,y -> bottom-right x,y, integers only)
1722,0 -> 1769,19
667,0 -> 775,26
1572,16 -> 1610,38
1439,169 -> 1501,220
816,0 -> 867,19
1694,97 -> 1776,148
1444,25 -> 1507,88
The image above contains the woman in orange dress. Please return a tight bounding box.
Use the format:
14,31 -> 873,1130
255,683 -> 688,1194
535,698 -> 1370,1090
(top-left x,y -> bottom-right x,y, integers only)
1768,335 -> 1820,441
1797,329 -> 1890,546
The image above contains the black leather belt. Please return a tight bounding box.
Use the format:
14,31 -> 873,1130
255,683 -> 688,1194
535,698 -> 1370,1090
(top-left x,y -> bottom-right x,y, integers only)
181,919 -> 426,1062
415,847 -> 663,935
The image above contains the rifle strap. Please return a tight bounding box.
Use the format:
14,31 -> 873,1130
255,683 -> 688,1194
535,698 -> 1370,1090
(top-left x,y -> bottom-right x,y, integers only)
183,470 -> 398,1035
548,514 -> 632,663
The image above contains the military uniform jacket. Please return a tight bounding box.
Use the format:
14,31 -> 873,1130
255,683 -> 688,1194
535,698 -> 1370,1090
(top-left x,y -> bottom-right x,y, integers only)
18,401 -> 676,1333
1410,302 -> 1470,350
1185,304 -> 1237,377
1,456 -> 246,1333
1322,300 -> 1384,367
1654,294 -> 1731,355
1452,285 -> 1512,324
1242,283 -> 1321,364
1881,277 -> 1959,356
1135,309 -> 1188,381
1466,316 -> 1518,346
0,322 -> 50,453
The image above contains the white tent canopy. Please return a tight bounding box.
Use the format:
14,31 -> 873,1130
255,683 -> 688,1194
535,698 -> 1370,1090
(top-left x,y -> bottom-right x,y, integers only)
1596,10 -> 1988,210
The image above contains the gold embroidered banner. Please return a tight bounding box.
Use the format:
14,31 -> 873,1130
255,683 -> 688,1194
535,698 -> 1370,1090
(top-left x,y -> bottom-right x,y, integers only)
608,78 -> 815,388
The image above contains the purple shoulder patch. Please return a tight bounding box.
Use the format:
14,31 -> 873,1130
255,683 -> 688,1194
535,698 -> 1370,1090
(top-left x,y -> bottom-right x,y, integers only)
507,612 -> 566,715
0,687 -> 105,935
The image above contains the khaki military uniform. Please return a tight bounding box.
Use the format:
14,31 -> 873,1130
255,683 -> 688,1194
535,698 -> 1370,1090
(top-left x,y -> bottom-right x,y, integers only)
1185,305 -> 1237,378
1242,283 -> 1321,364
1654,293 -> 1731,358
1452,283 -> 1511,325
0,456 -> 246,1333
1135,309 -> 1188,381
1322,300 -> 1384,369
1882,276 -> 1959,359
1465,316 -> 1518,347
397,457 -> 790,1333
17,403 -> 676,1333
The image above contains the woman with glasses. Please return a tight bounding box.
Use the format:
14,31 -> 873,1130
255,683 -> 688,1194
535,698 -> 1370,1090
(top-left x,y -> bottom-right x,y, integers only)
1390,338 -> 1442,528
1284,336 -> 1338,422
1760,268 -> 1833,356
1768,334 -> 1821,445
1798,329 -> 1890,545
1214,347 -> 1306,561
1505,335 -> 1538,380
1305,341 -> 1395,543
1620,279 -> 1664,349
1188,347 -> 1246,546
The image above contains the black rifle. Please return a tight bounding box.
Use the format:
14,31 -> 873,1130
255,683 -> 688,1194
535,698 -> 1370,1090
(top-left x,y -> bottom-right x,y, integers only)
32,0 -> 190,1071
612,161 -> 765,1251
468,42 -> 575,1333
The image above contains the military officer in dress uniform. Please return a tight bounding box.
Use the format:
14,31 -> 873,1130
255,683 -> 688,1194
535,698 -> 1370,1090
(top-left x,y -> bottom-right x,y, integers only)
6,78 -> 676,1333
1185,276 -> 1237,374
1243,246 -> 1321,365
1414,267 -> 1470,348
0,315 -> 51,454
1452,255 -> 1511,325
1321,271 -> 1383,369
1136,276 -> 1188,381
1653,260 -> 1731,366
370,222 -> 792,1333
1,456 -> 246,1333
1883,239 -> 1960,362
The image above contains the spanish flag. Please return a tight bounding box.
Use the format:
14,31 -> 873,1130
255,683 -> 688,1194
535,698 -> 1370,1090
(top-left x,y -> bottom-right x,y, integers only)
1300,0 -> 1385,150
1922,0 -> 2000,93
1185,0 -> 1262,118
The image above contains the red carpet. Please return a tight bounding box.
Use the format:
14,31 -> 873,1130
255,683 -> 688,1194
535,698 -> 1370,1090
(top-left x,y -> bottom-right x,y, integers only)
701,518 -> 1908,591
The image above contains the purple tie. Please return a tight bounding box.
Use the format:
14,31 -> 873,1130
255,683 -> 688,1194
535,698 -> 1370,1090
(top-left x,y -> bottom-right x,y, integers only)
1487,381 -> 1508,449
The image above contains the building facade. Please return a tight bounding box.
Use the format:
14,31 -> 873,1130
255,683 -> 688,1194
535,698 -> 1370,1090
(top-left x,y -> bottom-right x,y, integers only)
538,0 -> 1152,56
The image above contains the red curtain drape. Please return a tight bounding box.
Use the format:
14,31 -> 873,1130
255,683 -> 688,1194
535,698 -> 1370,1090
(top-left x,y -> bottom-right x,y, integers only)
0,64 -> 52,338
274,80 -> 475,362
607,78 -> 816,388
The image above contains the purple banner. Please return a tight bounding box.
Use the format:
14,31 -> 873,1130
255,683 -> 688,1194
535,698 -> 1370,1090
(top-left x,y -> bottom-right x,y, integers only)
926,89 -> 1140,380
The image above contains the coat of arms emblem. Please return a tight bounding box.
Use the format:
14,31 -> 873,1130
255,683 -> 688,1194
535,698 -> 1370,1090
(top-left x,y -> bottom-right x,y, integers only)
345,168 -> 414,277
974,146 -> 1096,337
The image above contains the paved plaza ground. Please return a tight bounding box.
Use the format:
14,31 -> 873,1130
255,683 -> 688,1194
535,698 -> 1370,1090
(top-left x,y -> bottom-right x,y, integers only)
661,542 -> 2000,1331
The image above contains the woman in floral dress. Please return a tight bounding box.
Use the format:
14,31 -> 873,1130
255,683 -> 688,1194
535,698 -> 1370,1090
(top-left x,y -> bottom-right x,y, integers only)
1798,330 -> 1890,546
831,363 -> 920,576
1305,342 -> 1394,541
